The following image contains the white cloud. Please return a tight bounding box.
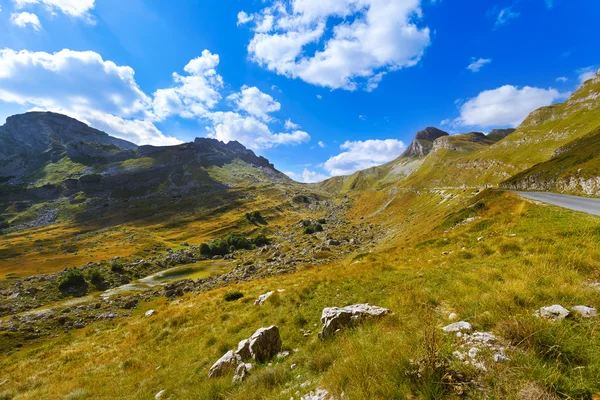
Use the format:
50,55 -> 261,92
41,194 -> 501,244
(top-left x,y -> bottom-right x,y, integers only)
467,58 -> 491,72
227,85 -> 280,121
207,111 -> 309,150
452,85 -> 565,128
302,168 -> 328,183
318,141 -> 325,148
556,76 -> 568,83
324,139 -> 405,176
359,115 -> 367,121
316,94 -> 322,100
577,66 -> 598,84
494,6 -> 520,27
10,12 -> 41,30
284,119 -> 300,130
0,47 -> 309,149
153,50 -> 223,120
13,0 -> 95,21
237,11 -> 253,25
241,0 -> 431,91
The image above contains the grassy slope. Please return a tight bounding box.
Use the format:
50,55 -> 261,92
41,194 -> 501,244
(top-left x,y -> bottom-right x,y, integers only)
502,127 -> 600,195
1,192 -> 599,399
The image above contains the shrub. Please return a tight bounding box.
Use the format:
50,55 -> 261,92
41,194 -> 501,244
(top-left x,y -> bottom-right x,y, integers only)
58,269 -> 88,295
224,290 -> 244,302
303,223 -> 323,235
200,233 -> 271,257
245,211 -> 266,225
86,268 -> 106,290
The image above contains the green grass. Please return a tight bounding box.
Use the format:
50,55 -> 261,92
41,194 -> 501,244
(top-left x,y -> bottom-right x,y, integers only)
2,192 -> 599,399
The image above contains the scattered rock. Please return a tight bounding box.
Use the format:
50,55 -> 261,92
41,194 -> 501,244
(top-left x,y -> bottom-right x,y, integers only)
208,350 -> 241,378
318,303 -> 389,340
301,388 -> 331,400
448,313 -> 458,321
255,291 -> 274,305
155,389 -> 166,399
145,309 -> 155,317
247,325 -> 282,362
442,321 -> 472,333
534,305 -> 570,321
232,363 -> 249,383
235,339 -> 251,361
572,305 -> 597,318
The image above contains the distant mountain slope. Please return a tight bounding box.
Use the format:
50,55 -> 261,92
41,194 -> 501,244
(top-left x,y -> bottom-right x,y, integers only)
0,112 -> 136,181
321,69 -> 600,193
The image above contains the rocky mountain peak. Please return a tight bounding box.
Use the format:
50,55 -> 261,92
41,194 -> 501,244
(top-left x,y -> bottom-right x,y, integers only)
402,127 -> 449,158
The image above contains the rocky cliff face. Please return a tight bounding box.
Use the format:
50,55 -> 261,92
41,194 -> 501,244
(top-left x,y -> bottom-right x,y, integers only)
487,129 -> 516,143
401,127 -> 449,158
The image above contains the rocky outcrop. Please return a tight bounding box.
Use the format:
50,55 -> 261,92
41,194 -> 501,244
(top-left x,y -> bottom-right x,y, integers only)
534,305 -> 570,321
209,326 -> 282,379
401,127 -> 449,158
572,305 -> 597,318
442,321 -> 473,333
208,350 -> 241,378
255,291 -> 273,305
318,304 -> 389,339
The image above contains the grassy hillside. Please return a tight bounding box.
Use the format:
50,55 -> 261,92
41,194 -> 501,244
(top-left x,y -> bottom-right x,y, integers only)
503,127 -> 600,196
1,191 -> 599,399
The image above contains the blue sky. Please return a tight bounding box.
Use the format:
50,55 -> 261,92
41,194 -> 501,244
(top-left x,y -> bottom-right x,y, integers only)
0,0 -> 598,182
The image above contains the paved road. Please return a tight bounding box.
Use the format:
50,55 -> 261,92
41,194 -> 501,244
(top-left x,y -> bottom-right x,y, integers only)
512,191 -> 600,216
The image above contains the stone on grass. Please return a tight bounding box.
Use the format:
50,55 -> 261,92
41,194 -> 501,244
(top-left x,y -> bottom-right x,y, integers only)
318,304 -> 389,340
442,321 -> 472,333
255,291 -> 273,305
533,305 -> 570,321
235,339 -> 251,361
155,389 -> 166,399
208,350 -> 241,378
248,325 -> 282,362
572,305 -> 597,318
301,388 -> 331,400
145,309 -> 155,317
232,363 -> 249,383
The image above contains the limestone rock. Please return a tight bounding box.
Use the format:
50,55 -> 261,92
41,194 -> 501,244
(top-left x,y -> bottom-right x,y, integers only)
255,291 -> 273,305
301,388 -> 331,400
235,339 -> 251,361
318,304 -> 390,340
572,305 -> 597,318
232,363 -> 249,383
534,305 -> 570,321
248,325 -> 282,362
208,350 -> 241,378
442,321 -> 472,333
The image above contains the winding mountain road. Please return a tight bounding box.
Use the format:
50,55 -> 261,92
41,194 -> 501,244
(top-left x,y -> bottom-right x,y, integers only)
512,191 -> 600,217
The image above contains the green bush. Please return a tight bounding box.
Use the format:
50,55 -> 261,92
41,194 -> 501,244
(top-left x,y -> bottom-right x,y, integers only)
224,290 -> 244,302
303,223 -> 323,235
86,268 -> 106,289
58,269 -> 88,294
200,233 -> 271,257
245,211 -> 266,225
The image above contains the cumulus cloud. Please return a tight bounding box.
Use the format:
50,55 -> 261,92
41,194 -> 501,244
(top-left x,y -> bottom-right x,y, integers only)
467,58 -> 491,72
206,112 -> 310,150
318,141 -> 325,148
556,76 -> 568,83
301,168 -> 329,183
10,11 -> 41,30
13,0 -> 95,21
0,47 -> 310,149
237,11 -> 253,25
152,50 -> 223,120
577,66 -> 598,84
284,119 -> 300,130
324,139 -> 406,176
240,0 -> 431,91
452,85 -> 566,128
0,48 -> 178,144
227,85 -> 280,121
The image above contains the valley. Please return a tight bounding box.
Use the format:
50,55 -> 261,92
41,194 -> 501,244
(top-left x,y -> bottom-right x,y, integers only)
0,71 -> 599,399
